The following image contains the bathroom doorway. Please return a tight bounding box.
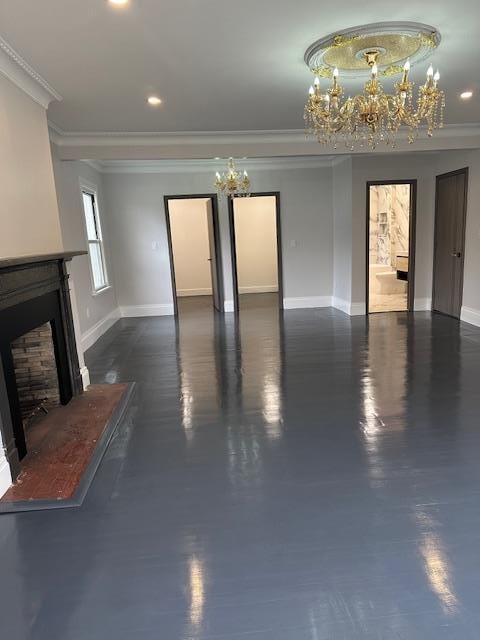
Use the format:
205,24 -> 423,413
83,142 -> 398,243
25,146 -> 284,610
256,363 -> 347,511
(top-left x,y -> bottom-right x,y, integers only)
366,181 -> 417,313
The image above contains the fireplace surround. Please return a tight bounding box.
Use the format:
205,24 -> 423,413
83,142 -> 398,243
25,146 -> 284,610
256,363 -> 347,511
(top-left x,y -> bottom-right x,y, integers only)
0,252 -> 85,481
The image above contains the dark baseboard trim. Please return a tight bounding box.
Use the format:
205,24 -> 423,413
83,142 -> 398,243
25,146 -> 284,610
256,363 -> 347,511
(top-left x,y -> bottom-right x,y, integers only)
0,382 -> 136,514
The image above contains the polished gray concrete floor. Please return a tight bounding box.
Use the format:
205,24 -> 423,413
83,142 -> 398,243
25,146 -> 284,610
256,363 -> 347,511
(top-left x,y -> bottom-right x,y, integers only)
2,296 -> 480,639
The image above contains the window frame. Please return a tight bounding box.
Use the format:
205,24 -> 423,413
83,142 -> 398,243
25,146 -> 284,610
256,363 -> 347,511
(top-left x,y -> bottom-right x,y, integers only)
79,180 -> 110,295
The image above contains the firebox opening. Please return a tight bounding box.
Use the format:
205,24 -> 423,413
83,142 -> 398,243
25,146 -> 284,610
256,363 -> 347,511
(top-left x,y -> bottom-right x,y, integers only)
11,322 -> 61,437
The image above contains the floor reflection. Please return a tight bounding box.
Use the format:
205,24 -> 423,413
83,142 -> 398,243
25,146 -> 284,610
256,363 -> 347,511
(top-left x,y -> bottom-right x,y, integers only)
187,554 -> 206,631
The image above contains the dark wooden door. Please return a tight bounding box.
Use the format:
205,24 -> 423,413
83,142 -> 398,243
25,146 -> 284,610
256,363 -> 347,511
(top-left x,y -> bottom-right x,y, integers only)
206,199 -> 221,312
432,168 -> 468,318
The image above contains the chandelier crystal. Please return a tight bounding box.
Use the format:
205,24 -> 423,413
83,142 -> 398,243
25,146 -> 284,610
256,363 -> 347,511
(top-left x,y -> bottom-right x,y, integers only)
304,49 -> 445,149
214,158 -> 251,197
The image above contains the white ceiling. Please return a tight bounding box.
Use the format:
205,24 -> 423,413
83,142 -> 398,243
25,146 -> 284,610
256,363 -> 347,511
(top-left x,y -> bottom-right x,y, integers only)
0,0 -> 478,133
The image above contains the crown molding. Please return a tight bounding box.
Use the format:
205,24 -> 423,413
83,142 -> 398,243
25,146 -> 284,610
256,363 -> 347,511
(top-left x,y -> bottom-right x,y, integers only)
85,156 -> 337,174
49,123 -> 480,161
0,37 -> 62,108
49,127 -> 310,147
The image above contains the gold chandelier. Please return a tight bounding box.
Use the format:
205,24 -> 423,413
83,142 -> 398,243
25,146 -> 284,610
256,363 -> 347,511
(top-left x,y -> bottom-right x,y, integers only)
214,158 -> 251,197
305,50 -> 444,149
304,22 -> 445,149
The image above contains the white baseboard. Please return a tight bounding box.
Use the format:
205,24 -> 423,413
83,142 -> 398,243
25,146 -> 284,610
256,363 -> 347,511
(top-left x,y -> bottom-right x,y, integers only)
414,298 -> 432,311
81,366 -> 91,390
81,308 -> 121,351
120,303 -> 175,318
283,296 -> 332,310
239,285 -> 279,294
177,288 -> 212,297
224,300 -> 234,313
0,455 -> 12,498
332,297 -> 366,316
461,305 -> 480,327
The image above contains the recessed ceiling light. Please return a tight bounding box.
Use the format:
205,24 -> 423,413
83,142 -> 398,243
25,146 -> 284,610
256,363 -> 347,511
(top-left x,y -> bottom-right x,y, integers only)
109,0 -> 129,6
147,96 -> 162,106
460,91 -> 473,100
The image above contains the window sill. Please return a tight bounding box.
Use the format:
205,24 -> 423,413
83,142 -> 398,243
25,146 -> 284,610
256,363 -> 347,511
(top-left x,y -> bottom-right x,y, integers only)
92,285 -> 112,297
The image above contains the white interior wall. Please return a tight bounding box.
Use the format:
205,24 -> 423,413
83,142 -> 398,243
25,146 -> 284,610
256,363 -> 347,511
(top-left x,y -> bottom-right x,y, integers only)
0,74 -> 63,257
103,164 -> 334,315
169,198 -> 213,297
52,157 -> 119,350
234,196 -> 278,294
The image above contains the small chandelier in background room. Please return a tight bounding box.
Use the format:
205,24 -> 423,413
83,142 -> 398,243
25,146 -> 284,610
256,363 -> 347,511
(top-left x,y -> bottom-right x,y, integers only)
304,22 -> 445,149
214,158 -> 251,197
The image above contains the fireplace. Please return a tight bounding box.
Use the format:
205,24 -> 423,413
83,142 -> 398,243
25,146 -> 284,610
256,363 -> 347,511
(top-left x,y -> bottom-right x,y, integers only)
0,252 -> 85,480
11,322 -> 61,433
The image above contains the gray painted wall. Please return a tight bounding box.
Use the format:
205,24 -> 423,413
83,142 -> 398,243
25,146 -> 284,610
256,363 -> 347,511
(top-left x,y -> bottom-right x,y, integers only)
332,157 -> 353,308
433,149 -> 480,319
103,166 -> 334,311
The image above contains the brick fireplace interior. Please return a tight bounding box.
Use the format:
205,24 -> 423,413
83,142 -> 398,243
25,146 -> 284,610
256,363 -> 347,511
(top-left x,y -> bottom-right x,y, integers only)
11,322 -> 61,436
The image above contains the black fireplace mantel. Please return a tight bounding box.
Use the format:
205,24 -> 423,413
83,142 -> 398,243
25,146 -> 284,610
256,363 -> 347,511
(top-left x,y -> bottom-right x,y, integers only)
0,250 -> 86,481
0,250 -> 86,270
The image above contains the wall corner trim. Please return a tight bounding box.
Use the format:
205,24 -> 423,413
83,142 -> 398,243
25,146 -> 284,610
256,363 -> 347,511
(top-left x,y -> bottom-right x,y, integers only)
461,305 -> 480,327
332,297 -> 366,316
414,298 -> 433,311
0,453 -> 13,498
283,296 -> 332,309
81,308 -> 121,352
0,36 -> 62,108
120,304 -> 175,318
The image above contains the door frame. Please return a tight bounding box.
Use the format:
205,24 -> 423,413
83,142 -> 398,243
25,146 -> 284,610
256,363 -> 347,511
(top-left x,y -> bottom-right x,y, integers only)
432,167 -> 469,318
366,179 -> 417,314
228,192 -> 284,313
164,193 -> 224,316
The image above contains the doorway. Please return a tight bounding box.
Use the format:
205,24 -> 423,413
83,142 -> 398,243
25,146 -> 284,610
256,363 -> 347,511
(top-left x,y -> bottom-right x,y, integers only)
432,168 -> 468,319
228,193 -> 283,313
164,194 -> 224,316
366,181 -> 417,313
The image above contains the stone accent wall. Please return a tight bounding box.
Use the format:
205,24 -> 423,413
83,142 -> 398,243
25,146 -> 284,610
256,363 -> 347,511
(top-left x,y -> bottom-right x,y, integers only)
11,323 -> 60,426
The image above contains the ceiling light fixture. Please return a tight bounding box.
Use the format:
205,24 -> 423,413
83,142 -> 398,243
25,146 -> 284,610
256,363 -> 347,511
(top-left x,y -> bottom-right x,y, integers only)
109,0 -> 129,6
214,158 -> 251,198
304,22 -> 445,149
147,96 -> 162,106
460,91 -> 473,100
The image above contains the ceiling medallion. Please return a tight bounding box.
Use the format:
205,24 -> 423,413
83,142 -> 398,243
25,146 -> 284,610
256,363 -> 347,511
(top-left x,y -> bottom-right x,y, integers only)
214,158 -> 251,197
304,22 -> 445,149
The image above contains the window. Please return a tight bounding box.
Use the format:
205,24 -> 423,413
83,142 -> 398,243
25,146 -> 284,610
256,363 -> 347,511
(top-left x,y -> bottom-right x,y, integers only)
81,190 -> 108,292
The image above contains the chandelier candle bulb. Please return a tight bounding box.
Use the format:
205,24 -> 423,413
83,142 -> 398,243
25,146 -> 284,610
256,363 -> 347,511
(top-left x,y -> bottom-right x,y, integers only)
309,86 -> 315,96
427,65 -> 434,78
